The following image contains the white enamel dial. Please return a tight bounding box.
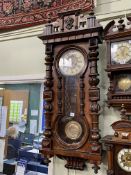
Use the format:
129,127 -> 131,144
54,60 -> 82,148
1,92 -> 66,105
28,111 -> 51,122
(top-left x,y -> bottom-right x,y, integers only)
117,148 -> 131,172
111,41 -> 131,64
59,49 -> 85,76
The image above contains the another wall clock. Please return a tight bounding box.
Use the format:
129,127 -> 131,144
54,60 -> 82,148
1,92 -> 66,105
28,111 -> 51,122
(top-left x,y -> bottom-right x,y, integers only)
39,10 -> 103,173
103,17 -> 131,175
102,105 -> 131,175
104,18 -> 131,111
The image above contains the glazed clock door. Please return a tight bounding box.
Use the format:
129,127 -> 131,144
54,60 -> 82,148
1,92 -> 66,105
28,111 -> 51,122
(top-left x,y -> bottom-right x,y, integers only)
55,46 -> 89,149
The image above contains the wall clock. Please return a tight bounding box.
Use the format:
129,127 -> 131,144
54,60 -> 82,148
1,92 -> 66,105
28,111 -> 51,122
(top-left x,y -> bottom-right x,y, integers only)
103,17 -> 131,175
102,105 -> 131,175
104,18 -> 131,110
39,10 -> 103,173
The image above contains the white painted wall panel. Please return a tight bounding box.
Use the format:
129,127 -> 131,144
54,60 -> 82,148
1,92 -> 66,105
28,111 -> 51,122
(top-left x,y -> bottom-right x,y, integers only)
96,0 -> 131,20
0,37 -> 45,80
97,0 -> 120,5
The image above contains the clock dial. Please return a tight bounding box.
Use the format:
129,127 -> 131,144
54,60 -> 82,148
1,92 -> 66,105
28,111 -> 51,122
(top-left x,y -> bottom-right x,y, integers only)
118,77 -> 131,91
111,40 -> 131,64
117,148 -> 131,172
59,49 -> 85,76
115,74 -> 131,92
65,121 -> 82,140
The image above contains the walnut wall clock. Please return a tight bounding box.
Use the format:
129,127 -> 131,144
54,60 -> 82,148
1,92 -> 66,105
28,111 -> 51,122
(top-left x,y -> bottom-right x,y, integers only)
104,18 -> 131,111
39,9 -> 103,173
102,105 -> 131,175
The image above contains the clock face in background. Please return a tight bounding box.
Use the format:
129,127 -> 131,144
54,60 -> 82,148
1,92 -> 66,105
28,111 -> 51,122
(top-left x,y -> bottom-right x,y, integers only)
117,148 -> 131,172
111,40 -> 131,64
59,49 -> 85,76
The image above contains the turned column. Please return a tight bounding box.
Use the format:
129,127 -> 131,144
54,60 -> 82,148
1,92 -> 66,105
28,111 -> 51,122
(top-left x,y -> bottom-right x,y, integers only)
89,37 -> 101,152
42,44 -> 54,164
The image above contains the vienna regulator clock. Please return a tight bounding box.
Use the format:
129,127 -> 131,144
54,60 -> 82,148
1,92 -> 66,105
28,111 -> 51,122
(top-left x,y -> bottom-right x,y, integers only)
102,18 -> 131,175
39,9 -> 103,172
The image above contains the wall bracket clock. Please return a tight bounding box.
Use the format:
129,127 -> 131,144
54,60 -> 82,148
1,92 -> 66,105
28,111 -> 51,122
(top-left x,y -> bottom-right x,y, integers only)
102,104 -> 131,175
104,17 -> 131,111
39,9 -> 103,173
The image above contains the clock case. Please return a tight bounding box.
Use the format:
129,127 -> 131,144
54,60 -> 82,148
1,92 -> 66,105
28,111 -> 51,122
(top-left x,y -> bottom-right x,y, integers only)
102,18 -> 131,175
105,18 -> 131,110
38,10 -> 103,172
102,105 -> 131,175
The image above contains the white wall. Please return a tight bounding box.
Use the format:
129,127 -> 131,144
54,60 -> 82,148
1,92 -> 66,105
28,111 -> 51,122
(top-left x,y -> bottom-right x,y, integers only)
0,0 -> 130,174
96,0 -> 131,20
0,35 -> 45,83
0,37 -> 44,76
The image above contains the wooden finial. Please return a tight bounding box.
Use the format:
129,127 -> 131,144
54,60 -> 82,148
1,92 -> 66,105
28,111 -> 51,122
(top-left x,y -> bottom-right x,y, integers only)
44,13 -> 53,35
87,10 -> 96,28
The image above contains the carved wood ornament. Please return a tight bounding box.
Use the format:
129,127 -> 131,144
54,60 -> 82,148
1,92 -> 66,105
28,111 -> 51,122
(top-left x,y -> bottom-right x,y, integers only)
39,8 -> 103,173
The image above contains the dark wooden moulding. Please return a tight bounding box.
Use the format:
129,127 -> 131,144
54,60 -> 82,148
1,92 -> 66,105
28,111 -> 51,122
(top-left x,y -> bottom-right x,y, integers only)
38,9 -> 103,173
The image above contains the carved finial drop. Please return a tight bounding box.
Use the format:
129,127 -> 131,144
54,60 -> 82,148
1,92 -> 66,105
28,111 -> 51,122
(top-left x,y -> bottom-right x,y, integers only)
120,104 -> 128,120
117,18 -> 125,31
43,156 -> 51,166
92,164 -> 100,174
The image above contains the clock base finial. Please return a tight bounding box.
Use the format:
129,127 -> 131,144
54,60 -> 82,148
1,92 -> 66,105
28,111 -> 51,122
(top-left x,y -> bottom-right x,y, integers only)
92,163 -> 100,174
